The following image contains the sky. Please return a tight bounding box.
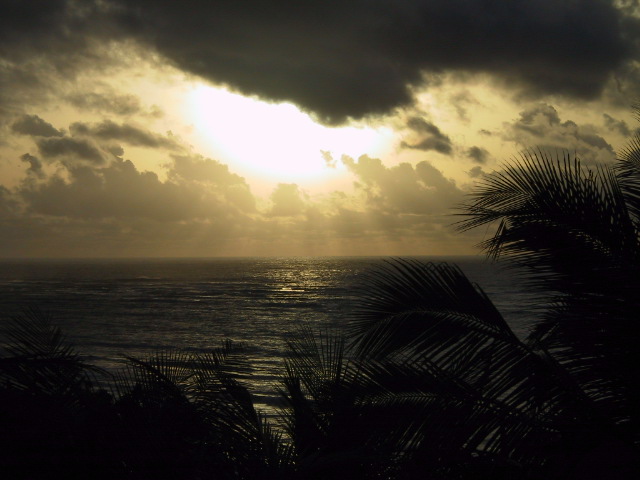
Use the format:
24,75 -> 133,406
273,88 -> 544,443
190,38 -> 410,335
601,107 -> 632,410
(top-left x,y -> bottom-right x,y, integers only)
1,0 -> 640,258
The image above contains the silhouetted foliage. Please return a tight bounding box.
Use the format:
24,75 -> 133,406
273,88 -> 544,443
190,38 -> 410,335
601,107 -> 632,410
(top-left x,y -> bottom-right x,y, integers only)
0,312 -> 291,479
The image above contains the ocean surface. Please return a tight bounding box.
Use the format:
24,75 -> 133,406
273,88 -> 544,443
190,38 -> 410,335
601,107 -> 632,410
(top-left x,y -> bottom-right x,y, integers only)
0,256 -> 538,409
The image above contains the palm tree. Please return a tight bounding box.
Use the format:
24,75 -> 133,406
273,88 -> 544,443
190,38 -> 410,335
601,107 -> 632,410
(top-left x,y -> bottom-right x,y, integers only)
325,142 -> 640,477
457,150 -> 640,437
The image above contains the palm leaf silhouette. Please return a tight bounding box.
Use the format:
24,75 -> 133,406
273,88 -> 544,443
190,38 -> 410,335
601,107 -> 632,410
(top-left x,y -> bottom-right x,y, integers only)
111,342 -> 293,479
346,259 -> 628,478
456,147 -> 640,443
0,307 -> 104,396
0,309 -> 118,479
617,104 -> 640,221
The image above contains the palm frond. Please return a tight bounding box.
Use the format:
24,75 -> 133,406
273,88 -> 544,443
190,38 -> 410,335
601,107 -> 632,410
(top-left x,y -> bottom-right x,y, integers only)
345,259 -> 624,475
350,260 -> 516,359
110,341 -> 294,478
454,144 -> 640,451
0,308 -> 105,395
456,150 -> 639,284
278,326 -> 430,478
278,327 -> 351,452
1,308 -> 74,359
616,104 -> 640,222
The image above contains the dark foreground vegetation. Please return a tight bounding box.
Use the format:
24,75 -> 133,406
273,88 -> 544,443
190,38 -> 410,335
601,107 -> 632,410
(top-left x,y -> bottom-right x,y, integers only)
2,118 -> 640,479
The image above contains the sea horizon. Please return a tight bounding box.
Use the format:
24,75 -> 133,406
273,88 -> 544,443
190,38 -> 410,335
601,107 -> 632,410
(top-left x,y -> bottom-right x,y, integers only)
0,253 -> 482,261
0,255 -> 537,410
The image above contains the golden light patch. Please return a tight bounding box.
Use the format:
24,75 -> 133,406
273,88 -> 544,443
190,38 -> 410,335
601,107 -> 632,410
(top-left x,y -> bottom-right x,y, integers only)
187,85 -> 391,182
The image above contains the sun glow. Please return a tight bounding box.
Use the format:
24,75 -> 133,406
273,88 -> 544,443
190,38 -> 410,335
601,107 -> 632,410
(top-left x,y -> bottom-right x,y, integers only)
187,85 -> 391,182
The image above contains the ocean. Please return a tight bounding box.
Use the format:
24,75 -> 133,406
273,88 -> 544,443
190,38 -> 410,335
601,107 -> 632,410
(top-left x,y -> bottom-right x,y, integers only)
0,256 -> 537,409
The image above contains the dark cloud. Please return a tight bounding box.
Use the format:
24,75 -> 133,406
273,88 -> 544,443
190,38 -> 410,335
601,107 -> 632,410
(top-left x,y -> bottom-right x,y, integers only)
505,103 -> 616,164
603,113 -> 632,136
578,131 -> 613,150
512,103 -> 561,136
466,146 -> 490,164
36,136 -> 110,164
20,153 -> 45,178
402,117 -> 453,154
66,91 -> 145,116
118,0 -> 635,123
0,2 -> 142,123
468,166 -> 484,178
21,161 -> 191,221
1,1 -> 637,123
18,156 -> 255,222
69,120 -> 180,150
11,114 -> 63,137
448,90 -> 479,120
0,58 -> 58,120
0,1 -> 117,61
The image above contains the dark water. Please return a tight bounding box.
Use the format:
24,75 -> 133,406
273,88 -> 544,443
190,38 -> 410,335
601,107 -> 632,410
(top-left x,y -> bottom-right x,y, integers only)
0,256 -> 538,408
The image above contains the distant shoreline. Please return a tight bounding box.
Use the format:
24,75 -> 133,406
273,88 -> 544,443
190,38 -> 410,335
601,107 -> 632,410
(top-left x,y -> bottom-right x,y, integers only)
0,254 -> 483,262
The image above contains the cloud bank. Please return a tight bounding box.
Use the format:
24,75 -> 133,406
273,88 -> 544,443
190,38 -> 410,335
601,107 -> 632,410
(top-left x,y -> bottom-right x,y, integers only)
1,1 -> 638,123
0,112 -> 469,256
